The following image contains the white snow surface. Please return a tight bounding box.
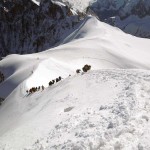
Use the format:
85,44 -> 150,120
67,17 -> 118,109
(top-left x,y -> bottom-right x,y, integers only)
1,16 -> 150,149
32,0 -> 40,5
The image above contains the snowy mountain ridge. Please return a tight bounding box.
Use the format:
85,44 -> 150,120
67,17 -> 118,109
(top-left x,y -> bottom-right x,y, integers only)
1,16 -> 150,99
0,0 -> 150,149
0,16 -> 150,149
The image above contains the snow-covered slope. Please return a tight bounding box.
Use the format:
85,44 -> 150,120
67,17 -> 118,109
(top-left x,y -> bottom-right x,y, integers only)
0,16 -> 150,149
2,69 -> 150,150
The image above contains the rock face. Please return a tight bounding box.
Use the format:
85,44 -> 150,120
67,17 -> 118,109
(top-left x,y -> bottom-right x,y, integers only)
0,0 -> 80,58
90,0 -> 150,38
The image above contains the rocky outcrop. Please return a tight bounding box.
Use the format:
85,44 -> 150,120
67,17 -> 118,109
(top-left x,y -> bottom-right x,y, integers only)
0,0 -> 81,58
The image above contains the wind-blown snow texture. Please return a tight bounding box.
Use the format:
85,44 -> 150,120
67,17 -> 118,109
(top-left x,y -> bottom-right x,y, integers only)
2,69 -> 150,150
0,16 -> 150,150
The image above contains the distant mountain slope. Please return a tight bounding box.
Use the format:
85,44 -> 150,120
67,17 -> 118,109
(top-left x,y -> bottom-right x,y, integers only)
60,0 -> 150,38
91,0 -> 150,38
0,0 -> 81,58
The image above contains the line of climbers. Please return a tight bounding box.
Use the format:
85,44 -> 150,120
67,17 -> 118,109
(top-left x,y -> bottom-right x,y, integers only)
26,76 -> 62,95
26,64 -> 91,95
0,71 -> 4,83
49,76 -> 62,86
26,85 -> 45,94
76,64 -> 91,74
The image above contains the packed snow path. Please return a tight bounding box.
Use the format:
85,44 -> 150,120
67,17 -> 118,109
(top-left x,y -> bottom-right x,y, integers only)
1,69 -> 150,149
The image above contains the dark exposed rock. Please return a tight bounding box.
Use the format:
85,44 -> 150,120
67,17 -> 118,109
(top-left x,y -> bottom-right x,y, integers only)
0,0 -> 81,58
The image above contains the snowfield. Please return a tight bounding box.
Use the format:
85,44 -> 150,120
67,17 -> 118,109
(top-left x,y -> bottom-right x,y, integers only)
1,70 -> 150,150
0,16 -> 150,149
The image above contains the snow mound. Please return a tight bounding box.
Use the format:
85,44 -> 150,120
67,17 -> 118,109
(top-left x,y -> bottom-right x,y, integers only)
1,70 -> 150,150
